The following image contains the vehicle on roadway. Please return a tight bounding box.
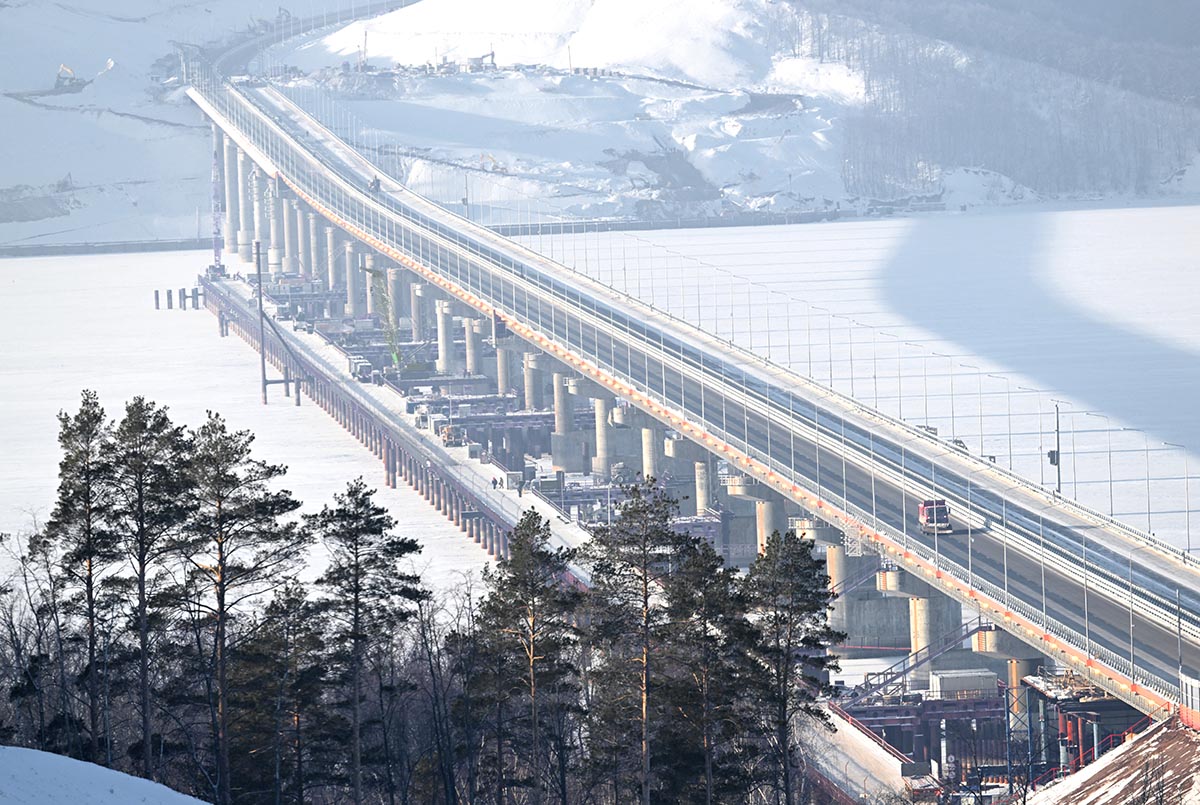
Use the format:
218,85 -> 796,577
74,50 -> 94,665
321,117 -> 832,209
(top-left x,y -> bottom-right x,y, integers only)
918,499 -> 952,534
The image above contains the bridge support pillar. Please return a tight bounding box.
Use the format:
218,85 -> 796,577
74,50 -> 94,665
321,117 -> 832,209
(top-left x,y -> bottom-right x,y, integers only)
641,425 -> 661,481
523,352 -> 543,411
410,283 -> 429,340
435,300 -> 457,375
387,268 -> 408,328
222,137 -> 239,255
345,243 -> 364,317
295,202 -> 311,278
236,149 -> 253,262
282,197 -> 297,275
496,346 -> 513,396
308,213 -> 324,286
267,185 -> 284,277
553,373 -> 574,435
464,319 -> 482,375
754,497 -> 787,554
592,396 -> 613,477
364,253 -> 380,316
694,459 -> 711,513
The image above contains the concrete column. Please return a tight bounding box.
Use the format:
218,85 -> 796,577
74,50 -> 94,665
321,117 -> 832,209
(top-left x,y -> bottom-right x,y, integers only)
252,171 -> 267,254
410,283 -> 427,339
464,319 -> 481,375
523,352 -> 543,410
222,137 -> 239,254
641,426 -> 659,481
325,227 -> 340,285
345,243 -> 364,317
236,149 -> 253,261
387,268 -> 406,330
553,373 -> 574,435
282,197 -> 297,274
435,299 -> 456,374
694,460 -> 710,512
592,397 -> 613,475
267,187 -> 284,277
496,346 -> 512,395
364,253 -> 378,316
295,202 -> 311,278
308,213 -> 324,285
909,596 -> 932,688
755,498 -> 785,554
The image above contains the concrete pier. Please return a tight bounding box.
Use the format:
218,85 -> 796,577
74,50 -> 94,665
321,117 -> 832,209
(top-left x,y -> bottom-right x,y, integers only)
222,137 -> 239,254
435,299 -> 456,374
694,459 -> 710,512
345,242 -> 363,317
464,319 -> 482,375
410,283 -> 428,340
553,372 -> 574,435
267,186 -> 284,276
282,197 -> 297,274
291,201 -> 307,277
236,149 -> 253,262
592,396 -> 613,476
754,497 -> 787,554
496,345 -> 512,395
308,213 -> 324,285
523,352 -> 543,410
387,268 -> 406,329
364,253 -> 378,316
641,425 -> 659,481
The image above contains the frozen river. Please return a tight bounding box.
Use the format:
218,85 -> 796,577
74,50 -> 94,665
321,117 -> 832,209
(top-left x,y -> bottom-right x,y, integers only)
520,202 -> 1200,551
0,250 -> 489,591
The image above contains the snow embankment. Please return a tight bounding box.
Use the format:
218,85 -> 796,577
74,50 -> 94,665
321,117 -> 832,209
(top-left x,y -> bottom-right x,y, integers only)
303,0 -> 866,98
0,747 -> 205,804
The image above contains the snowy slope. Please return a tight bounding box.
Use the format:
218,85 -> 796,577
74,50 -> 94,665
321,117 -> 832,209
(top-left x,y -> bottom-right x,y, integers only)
272,0 -> 867,217
0,746 -> 205,804
0,0 -> 317,247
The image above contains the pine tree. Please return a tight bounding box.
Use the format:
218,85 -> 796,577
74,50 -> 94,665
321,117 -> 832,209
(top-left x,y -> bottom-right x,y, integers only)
582,480 -> 696,805
477,510 -> 582,805
106,397 -> 192,779
661,539 -> 757,804
45,390 -> 116,763
742,530 -> 844,805
183,412 -> 308,805
306,478 -> 423,805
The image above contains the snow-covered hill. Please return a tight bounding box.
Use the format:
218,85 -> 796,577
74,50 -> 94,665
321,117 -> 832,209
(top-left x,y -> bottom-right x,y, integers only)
0,746 -> 205,804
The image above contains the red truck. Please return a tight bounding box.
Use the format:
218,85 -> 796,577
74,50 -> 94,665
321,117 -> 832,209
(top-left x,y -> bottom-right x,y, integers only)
918,499 -> 952,534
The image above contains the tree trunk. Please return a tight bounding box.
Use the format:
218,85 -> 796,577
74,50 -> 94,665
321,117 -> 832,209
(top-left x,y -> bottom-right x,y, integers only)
86,558 -> 100,763
138,552 -> 152,779
217,564 -> 232,805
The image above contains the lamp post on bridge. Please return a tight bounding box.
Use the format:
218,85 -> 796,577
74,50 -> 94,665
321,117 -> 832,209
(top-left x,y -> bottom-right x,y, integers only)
1127,545 -> 1154,687
963,362 -> 983,456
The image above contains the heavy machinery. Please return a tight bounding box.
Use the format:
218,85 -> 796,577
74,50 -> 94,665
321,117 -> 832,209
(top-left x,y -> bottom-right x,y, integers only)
439,423 -> 467,447
918,499 -> 952,534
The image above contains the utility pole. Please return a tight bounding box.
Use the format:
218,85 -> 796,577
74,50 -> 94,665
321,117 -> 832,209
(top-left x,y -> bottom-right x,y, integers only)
1053,404 -> 1062,494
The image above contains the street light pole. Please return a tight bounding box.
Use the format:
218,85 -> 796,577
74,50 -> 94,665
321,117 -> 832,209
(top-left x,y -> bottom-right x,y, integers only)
989,373 -> 1012,471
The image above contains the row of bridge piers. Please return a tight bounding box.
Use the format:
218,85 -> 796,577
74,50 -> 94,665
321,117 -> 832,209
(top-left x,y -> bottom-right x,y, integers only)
215,126 -> 1048,667
212,126 -> 1149,782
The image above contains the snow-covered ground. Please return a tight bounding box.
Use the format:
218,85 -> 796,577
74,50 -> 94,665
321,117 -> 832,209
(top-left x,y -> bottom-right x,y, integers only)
0,0 -> 375,247
0,746 -> 204,805
0,251 -> 490,592
268,0 -> 867,219
511,203 -> 1200,550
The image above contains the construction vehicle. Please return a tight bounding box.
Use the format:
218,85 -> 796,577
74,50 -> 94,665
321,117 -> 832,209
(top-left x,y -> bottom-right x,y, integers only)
918,499 -> 952,534
439,423 -> 467,447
